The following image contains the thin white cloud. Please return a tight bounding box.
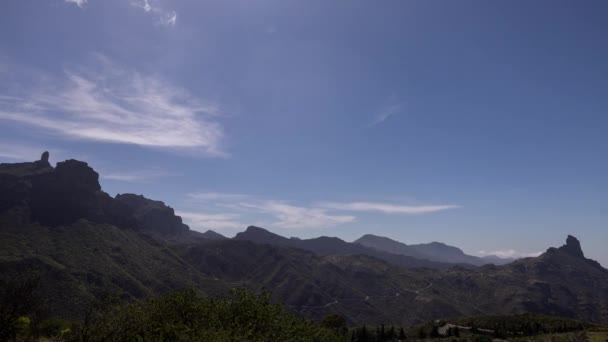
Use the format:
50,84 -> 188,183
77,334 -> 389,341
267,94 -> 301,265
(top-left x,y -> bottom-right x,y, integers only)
476,249 -> 542,259
160,11 -> 177,27
177,211 -> 244,232
101,170 -> 168,183
320,201 -> 460,214
65,0 -> 88,8
0,143 -> 63,163
239,200 -> 356,230
188,192 -> 251,201
130,0 -> 177,27
0,56 -> 225,156
184,192 -> 454,230
372,103 -> 401,126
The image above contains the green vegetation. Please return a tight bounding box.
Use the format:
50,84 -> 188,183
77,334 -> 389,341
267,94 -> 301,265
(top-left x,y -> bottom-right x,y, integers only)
2,287 -> 340,341
447,313 -> 593,335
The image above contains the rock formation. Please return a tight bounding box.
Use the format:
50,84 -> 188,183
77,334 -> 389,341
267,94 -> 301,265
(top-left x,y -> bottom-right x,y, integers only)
0,153 -> 190,234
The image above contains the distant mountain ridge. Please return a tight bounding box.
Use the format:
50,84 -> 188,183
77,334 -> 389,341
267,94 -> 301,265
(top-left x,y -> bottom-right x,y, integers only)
234,226 -> 465,269
1,154 -> 607,326
355,234 -> 514,266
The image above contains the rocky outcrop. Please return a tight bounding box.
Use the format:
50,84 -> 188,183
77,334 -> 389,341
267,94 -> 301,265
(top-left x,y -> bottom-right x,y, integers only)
558,235 -> 585,258
28,159 -> 106,226
0,153 -> 190,235
114,194 -> 189,235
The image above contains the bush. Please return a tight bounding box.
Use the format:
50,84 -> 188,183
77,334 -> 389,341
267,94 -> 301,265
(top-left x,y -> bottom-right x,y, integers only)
81,288 -> 340,341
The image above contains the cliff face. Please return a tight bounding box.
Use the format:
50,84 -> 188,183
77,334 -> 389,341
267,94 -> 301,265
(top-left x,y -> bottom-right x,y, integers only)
114,194 -> 189,235
0,152 -> 188,235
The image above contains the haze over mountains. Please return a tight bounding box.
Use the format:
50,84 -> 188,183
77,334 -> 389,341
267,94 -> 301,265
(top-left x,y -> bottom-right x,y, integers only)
1,154 -> 607,326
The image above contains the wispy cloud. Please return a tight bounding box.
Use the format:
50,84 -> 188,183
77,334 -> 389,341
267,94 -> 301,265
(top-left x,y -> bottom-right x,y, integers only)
0,56 -> 225,156
183,192 -> 455,230
0,143 -> 62,163
239,200 -> 356,230
320,201 -> 460,214
372,103 -> 401,126
187,192 -> 251,201
476,249 -> 542,259
101,170 -> 169,183
177,211 -> 244,232
370,93 -> 404,126
130,0 -> 177,27
65,0 -> 88,8
185,192 -> 356,230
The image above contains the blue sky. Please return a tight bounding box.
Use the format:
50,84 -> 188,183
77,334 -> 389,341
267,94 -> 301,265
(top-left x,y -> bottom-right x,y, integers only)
1,0 -> 607,266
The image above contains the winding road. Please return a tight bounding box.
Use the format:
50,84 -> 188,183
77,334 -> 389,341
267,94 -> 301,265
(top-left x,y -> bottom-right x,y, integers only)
199,272 -> 434,312
291,281 -> 434,311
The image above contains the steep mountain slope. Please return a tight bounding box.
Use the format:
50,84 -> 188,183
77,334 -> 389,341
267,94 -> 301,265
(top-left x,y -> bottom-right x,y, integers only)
355,234 -> 513,266
0,213 -> 226,319
0,154 -> 225,319
1,155 -> 606,326
234,226 -> 462,269
424,235 -> 608,323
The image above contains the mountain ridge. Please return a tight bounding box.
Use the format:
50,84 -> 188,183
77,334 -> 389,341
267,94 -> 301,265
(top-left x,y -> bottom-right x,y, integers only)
1,154 -> 607,325
234,225 -> 465,269
354,234 -> 514,266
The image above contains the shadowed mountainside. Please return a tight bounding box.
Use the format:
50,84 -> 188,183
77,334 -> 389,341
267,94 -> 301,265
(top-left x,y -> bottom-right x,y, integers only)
234,226 -> 465,269
355,234 -> 514,266
1,154 -> 607,326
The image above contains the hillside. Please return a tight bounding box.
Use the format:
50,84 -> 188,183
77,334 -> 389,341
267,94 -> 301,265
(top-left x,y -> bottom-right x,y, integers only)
1,155 -> 607,327
355,234 -> 514,266
234,226 -> 463,269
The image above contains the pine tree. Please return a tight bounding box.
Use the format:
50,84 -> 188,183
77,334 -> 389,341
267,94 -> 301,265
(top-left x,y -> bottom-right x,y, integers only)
399,327 -> 406,339
418,327 -> 427,339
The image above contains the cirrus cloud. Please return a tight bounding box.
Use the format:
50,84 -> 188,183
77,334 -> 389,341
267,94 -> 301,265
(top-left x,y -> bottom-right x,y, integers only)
319,201 -> 461,214
176,211 -> 244,232
0,56 -> 225,156
239,200 -> 356,230
65,0 -> 87,8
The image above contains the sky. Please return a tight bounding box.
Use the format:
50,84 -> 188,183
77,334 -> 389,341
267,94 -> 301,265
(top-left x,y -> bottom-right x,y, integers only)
0,0 -> 607,266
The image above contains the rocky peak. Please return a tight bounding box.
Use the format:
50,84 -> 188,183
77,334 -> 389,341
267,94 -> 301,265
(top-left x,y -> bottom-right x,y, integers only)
234,226 -> 287,244
0,155 -> 187,233
54,159 -> 101,192
114,194 -> 189,235
200,230 -> 227,240
558,235 -> 585,258
30,151 -> 51,169
40,151 -> 49,163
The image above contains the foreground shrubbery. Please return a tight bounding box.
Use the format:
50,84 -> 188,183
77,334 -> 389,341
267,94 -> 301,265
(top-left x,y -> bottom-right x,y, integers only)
2,284 -> 340,342
79,289 -> 339,341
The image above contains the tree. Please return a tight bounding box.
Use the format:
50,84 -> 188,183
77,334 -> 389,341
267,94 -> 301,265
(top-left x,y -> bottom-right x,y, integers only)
399,327 -> 406,339
418,327 -> 427,339
358,325 -> 369,342
0,276 -> 43,341
320,314 -> 347,336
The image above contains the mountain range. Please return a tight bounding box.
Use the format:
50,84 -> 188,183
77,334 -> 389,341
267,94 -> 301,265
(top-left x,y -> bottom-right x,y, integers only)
354,234 -> 514,266
1,154 -> 606,326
